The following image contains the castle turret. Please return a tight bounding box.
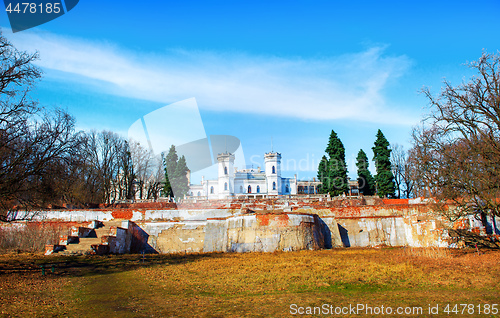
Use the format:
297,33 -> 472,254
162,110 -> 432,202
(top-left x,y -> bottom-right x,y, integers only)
265,152 -> 281,195
217,152 -> 235,199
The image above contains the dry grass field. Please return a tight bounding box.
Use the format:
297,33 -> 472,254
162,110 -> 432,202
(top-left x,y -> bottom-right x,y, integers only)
0,248 -> 499,317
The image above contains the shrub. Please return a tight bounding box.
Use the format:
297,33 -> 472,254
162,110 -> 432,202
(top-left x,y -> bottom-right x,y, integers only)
0,222 -> 69,253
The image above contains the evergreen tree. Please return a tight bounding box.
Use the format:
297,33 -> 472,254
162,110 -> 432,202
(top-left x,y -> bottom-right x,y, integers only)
162,145 -> 178,197
325,130 -> 345,160
356,149 -> 375,195
318,130 -> 349,196
372,129 -> 395,198
172,155 -> 189,198
162,146 -> 190,198
317,155 -> 329,194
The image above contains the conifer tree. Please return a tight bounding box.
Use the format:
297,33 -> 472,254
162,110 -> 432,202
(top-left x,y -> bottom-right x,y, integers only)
162,146 -> 190,198
317,130 -> 349,196
162,145 -> 178,197
372,130 -> 395,198
317,155 -> 329,194
173,155 -> 189,198
356,149 -> 375,195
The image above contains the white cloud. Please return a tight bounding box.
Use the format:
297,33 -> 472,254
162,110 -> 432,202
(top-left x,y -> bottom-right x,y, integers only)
8,30 -> 414,124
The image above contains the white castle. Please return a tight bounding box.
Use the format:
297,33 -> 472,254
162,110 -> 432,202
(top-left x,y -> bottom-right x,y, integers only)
189,151 -> 297,199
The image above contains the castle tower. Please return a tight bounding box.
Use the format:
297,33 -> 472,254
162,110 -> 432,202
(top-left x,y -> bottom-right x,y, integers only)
217,152 -> 235,199
265,152 -> 281,195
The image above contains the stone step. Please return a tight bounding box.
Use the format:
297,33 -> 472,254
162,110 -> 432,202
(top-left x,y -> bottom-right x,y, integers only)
59,235 -> 79,245
53,220 -> 127,255
70,226 -> 95,238
59,244 -> 108,255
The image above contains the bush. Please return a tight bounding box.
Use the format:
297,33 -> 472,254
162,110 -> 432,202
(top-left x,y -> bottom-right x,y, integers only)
0,222 -> 70,253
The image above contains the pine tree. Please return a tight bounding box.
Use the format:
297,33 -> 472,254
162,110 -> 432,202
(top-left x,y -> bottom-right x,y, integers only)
318,130 -> 349,196
317,155 -> 329,194
356,149 -> 375,195
172,155 -> 189,198
162,145 -> 178,197
372,129 -> 395,198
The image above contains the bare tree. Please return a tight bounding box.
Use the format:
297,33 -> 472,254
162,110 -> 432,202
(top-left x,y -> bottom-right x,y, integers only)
82,130 -> 132,204
390,143 -> 415,199
390,144 -> 404,198
0,32 -> 85,221
130,141 -> 164,201
116,140 -> 135,201
412,51 -> 500,219
130,140 -> 151,200
145,155 -> 165,200
0,31 -> 165,217
401,153 -> 415,199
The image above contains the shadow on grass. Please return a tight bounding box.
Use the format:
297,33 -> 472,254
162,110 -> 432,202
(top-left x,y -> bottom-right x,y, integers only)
0,252 -> 226,278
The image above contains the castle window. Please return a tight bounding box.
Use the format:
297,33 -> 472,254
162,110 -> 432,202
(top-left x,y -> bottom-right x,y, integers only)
286,185 -> 289,193
197,191 -> 201,196
240,185 -> 243,193
272,182 -> 276,190
210,186 -> 214,194
248,185 -> 252,193
224,166 -> 228,175
257,185 -> 260,193
272,166 -> 276,174
224,182 -> 228,191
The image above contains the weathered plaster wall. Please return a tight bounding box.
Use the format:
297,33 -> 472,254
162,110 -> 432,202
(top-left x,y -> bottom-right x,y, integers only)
156,223 -> 206,253
31,209 -> 234,222
135,213 -> 328,253
335,216 -> 448,248
19,199 -> 500,253
112,227 -> 128,253
223,213 -> 324,252
311,216 -> 343,248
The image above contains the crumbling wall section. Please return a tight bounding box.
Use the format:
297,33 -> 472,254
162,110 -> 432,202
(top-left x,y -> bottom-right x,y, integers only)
223,213 -> 325,252
317,216 -> 343,248
203,219 -> 228,252
334,215 -> 452,248
156,223 -> 206,253
113,227 -> 129,253
133,213 -> 327,253
336,217 -> 408,247
26,199 -> 500,252
33,209 -> 234,223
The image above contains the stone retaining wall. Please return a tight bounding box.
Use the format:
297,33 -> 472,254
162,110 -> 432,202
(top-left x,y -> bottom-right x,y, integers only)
8,199 -> 500,253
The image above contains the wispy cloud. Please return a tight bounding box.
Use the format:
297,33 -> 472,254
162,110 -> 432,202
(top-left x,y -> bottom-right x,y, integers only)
8,30 -> 413,124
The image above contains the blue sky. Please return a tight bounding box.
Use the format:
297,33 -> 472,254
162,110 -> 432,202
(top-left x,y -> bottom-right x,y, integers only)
2,0 -> 499,181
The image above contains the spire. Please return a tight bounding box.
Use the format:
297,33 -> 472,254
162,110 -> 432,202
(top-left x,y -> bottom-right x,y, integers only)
271,136 -> 273,153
